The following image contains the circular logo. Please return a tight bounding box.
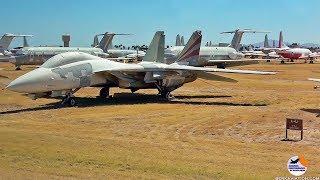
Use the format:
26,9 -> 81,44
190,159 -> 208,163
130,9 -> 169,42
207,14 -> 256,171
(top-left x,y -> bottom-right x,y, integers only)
287,155 -> 308,176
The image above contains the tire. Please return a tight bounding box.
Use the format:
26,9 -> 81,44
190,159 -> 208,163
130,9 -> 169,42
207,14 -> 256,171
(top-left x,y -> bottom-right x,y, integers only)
217,63 -> 226,69
165,92 -> 174,101
99,87 -> 109,98
69,98 -> 76,107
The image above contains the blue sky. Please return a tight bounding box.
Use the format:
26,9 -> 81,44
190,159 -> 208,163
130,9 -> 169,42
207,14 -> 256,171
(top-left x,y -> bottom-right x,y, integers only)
1,0 -> 320,47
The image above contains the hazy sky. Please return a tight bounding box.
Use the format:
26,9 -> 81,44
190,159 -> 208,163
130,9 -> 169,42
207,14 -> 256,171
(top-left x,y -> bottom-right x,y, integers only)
2,0 -> 320,47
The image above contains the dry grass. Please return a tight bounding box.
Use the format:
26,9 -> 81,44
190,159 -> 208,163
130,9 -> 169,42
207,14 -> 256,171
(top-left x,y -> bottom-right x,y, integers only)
0,61 -> 320,179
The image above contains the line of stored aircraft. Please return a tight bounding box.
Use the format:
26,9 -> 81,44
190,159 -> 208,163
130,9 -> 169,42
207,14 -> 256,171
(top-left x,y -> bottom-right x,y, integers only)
1,29 -> 319,107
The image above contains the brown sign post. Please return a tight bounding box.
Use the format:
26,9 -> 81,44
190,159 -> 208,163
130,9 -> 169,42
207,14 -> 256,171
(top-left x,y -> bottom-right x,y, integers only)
285,118 -> 303,140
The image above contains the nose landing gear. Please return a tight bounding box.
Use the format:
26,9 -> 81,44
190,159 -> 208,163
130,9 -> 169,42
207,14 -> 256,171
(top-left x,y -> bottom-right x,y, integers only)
155,82 -> 175,101
60,93 -> 76,107
58,88 -> 81,107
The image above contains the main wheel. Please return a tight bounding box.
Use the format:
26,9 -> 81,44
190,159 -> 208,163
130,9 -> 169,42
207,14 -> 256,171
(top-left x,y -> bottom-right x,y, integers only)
15,66 -> 21,70
165,92 -> 174,100
68,97 -> 76,107
99,87 -> 110,98
217,63 -> 226,69
281,60 -> 285,64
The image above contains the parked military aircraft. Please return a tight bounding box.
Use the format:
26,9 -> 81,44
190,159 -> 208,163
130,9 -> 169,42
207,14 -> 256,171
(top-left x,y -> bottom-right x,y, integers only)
6,30 -> 275,107
165,29 -> 269,67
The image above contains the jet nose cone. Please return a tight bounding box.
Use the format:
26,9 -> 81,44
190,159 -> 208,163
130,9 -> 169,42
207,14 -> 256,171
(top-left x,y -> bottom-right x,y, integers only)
6,68 -> 53,93
6,75 -> 31,93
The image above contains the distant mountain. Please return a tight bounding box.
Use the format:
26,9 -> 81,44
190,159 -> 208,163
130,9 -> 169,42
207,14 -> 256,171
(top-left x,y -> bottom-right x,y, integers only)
301,43 -> 320,48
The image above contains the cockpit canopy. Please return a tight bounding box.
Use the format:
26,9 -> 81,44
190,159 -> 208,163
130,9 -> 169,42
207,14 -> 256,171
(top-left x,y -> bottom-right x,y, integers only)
41,52 -> 99,68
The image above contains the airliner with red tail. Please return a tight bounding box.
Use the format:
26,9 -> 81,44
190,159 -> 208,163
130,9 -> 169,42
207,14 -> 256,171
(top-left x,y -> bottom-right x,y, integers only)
274,31 -> 319,63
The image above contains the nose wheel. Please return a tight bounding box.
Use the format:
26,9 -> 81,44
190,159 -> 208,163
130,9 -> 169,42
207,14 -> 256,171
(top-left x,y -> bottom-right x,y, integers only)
60,95 -> 76,107
58,88 -> 81,107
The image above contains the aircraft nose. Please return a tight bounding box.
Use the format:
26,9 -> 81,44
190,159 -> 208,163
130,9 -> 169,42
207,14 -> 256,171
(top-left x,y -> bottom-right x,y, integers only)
6,68 -> 53,93
6,78 -> 23,92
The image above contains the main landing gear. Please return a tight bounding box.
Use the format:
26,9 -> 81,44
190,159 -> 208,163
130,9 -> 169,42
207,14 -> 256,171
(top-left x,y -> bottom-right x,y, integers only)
159,90 -> 174,100
155,82 -> 174,101
99,87 -> 111,99
15,65 -> 21,71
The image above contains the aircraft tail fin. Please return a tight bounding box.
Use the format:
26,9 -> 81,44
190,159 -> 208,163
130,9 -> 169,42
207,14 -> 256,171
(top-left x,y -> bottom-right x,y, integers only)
279,31 -> 283,48
23,36 -> 29,47
278,31 -> 288,48
98,32 -> 132,52
142,31 -> 165,63
0,34 -> 32,51
221,29 -> 270,51
175,34 -> 181,46
180,36 -> 185,46
176,30 -> 202,65
98,32 -> 112,51
264,34 -> 269,48
92,34 -> 99,47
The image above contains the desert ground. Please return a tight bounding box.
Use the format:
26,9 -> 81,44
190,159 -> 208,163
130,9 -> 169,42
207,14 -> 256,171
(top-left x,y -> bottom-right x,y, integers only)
0,60 -> 319,179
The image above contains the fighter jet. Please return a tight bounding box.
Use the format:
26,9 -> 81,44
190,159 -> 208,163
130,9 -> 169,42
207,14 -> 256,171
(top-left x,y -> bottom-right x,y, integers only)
6,30 -> 275,107
165,29 -> 269,68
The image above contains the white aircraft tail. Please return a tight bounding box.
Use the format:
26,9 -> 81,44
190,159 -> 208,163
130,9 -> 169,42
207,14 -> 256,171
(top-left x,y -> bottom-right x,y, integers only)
221,29 -> 270,51
98,32 -> 132,52
142,31 -> 165,63
0,33 -> 32,52
176,30 -> 202,65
